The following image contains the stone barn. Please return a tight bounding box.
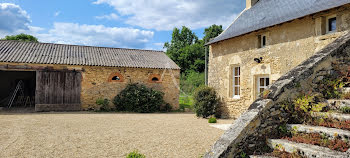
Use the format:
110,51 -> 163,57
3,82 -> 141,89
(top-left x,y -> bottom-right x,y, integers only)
0,40 -> 180,111
206,0 -> 350,118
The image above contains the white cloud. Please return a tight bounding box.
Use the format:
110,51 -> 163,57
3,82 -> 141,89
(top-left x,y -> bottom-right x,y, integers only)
0,3 -> 31,33
54,11 -> 60,17
93,0 -> 243,31
95,13 -> 119,20
0,3 -> 154,49
36,23 -> 154,48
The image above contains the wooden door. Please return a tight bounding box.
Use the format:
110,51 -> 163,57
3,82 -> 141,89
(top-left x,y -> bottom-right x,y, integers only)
35,71 -> 82,111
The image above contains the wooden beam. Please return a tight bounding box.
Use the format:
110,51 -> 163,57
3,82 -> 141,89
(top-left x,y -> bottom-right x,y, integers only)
0,64 -> 84,72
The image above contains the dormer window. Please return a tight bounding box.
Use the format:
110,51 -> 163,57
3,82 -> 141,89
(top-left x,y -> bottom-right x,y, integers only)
326,15 -> 337,34
258,34 -> 267,48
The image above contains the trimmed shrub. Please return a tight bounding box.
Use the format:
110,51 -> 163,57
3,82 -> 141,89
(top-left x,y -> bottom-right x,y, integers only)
193,86 -> 220,118
208,117 -> 217,123
113,83 -> 166,113
160,103 -> 172,112
126,150 -> 146,158
96,98 -> 110,111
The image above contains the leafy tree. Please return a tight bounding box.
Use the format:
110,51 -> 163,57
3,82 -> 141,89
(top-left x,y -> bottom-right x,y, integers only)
1,33 -> 38,42
164,26 -> 201,72
203,24 -> 223,43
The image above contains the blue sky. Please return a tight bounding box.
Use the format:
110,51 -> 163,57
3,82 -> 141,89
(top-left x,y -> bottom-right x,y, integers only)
0,0 -> 245,50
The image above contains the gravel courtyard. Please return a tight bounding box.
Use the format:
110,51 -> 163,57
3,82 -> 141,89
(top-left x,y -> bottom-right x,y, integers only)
0,113 -> 233,158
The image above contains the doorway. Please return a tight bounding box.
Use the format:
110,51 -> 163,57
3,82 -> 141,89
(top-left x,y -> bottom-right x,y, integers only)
0,71 -> 36,108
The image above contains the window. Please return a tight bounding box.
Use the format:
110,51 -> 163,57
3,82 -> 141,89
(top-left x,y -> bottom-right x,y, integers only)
108,72 -> 124,82
112,76 -> 120,81
326,16 -> 337,34
233,67 -> 240,98
257,77 -> 270,97
152,77 -> 159,82
259,34 -> 267,48
149,74 -> 161,83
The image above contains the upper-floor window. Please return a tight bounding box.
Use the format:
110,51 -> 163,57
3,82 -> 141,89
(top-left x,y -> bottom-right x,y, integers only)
233,67 -> 240,98
326,16 -> 337,34
258,34 -> 267,48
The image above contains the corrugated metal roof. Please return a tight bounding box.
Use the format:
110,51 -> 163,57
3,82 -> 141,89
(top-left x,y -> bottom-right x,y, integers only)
0,40 -> 180,69
207,0 -> 350,45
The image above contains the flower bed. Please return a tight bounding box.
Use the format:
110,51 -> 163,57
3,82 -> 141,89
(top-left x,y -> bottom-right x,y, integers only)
308,118 -> 350,131
282,133 -> 350,152
265,149 -> 305,158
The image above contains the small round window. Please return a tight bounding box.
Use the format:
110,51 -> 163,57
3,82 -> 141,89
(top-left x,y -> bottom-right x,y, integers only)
152,77 -> 159,82
149,74 -> 161,83
112,76 -> 120,81
108,72 -> 124,82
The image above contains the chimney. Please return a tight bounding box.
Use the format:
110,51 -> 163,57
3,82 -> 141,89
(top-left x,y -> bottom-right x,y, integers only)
246,0 -> 259,9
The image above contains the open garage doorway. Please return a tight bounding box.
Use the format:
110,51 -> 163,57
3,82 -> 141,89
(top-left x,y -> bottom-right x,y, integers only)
0,71 -> 36,110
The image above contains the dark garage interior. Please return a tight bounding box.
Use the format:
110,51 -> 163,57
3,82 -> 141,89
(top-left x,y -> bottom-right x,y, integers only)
0,71 -> 36,108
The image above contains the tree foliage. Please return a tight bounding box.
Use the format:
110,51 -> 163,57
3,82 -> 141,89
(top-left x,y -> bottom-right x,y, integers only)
1,33 -> 39,42
203,24 -> 223,43
165,25 -> 224,94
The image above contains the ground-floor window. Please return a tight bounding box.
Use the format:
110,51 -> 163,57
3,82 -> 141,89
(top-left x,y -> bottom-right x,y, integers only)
232,67 -> 240,98
257,76 -> 270,97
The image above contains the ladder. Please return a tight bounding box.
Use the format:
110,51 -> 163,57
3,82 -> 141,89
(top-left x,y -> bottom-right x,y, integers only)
8,80 -> 25,108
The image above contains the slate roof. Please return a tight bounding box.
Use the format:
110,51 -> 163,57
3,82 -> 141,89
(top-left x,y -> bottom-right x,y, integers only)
0,40 -> 180,69
207,0 -> 350,45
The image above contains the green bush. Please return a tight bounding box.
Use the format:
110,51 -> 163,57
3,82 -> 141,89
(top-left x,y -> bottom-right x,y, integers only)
113,83 -> 167,113
96,98 -> 110,111
193,86 -> 220,118
126,150 -> 146,158
208,117 -> 217,123
160,103 -> 172,112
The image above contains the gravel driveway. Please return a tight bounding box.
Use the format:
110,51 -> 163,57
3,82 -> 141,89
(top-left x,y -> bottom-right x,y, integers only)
0,113 -> 233,158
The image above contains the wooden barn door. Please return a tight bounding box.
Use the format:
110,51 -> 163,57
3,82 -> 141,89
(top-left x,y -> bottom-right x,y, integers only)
35,71 -> 82,111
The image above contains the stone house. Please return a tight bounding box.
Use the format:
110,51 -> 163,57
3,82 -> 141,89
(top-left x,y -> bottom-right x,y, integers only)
0,40 -> 180,111
207,0 -> 350,118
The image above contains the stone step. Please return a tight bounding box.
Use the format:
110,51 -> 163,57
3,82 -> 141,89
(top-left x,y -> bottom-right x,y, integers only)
286,124 -> 350,140
341,87 -> 350,94
267,139 -> 348,158
312,112 -> 350,121
327,100 -> 350,110
249,156 -> 277,158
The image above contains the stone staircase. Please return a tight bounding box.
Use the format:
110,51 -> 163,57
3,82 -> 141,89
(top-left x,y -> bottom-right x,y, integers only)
251,91 -> 350,158
204,32 -> 350,158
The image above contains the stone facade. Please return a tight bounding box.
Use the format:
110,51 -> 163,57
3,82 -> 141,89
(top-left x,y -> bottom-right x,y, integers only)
209,5 -> 350,118
205,29 -> 350,158
0,62 -> 180,110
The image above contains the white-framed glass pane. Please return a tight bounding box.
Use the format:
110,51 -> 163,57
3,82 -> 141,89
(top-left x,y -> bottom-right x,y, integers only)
328,17 -> 336,32
233,66 -> 240,97
257,77 -> 270,96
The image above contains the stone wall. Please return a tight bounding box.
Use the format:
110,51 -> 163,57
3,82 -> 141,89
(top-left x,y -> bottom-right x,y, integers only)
0,62 -> 180,110
209,5 -> 350,118
81,66 -> 180,110
204,31 -> 350,158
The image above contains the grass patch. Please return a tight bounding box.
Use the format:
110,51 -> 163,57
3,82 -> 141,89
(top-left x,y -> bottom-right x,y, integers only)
126,150 -> 146,158
208,117 -> 217,123
179,95 -> 194,111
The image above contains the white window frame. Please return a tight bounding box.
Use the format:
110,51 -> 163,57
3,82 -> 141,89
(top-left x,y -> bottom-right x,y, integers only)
326,15 -> 337,34
260,34 -> 267,48
257,76 -> 270,97
232,67 -> 240,99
